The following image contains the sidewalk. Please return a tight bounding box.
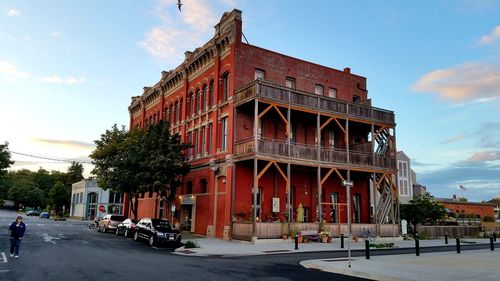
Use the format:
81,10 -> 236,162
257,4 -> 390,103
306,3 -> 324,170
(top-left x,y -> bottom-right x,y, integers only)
174,236 -> 500,280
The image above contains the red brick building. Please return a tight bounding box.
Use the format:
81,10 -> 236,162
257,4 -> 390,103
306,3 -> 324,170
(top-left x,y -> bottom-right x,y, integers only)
438,197 -> 495,220
126,10 -> 398,240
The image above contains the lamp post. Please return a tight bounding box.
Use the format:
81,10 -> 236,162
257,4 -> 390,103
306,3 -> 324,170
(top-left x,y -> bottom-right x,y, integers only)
343,178 -> 353,268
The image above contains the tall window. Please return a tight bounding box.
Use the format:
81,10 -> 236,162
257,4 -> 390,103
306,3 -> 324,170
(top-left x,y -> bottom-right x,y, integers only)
353,194 -> 361,223
353,95 -> 361,103
202,85 -> 207,111
190,92 -> 195,116
175,101 -> 180,124
329,88 -> 337,98
188,132 -> 193,158
194,129 -> 199,158
201,126 -> 206,157
221,117 -> 228,151
209,80 -> 214,107
222,72 -> 230,102
285,77 -> 296,89
200,178 -> 207,193
159,199 -> 164,219
254,69 -> 265,80
330,193 -> 338,223
329,130 -> 335,148
195,89 -> 200,113
252,187 -> 263,219
186,181 -> 193,194
208,123 -> 213,155
315,84 -> 324,95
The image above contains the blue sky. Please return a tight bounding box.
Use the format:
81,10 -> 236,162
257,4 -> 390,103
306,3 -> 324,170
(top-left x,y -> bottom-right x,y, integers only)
0,0 -> 499,201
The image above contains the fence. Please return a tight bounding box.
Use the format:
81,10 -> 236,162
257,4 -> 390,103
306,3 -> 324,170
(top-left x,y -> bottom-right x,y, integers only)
417,225 -> 481,238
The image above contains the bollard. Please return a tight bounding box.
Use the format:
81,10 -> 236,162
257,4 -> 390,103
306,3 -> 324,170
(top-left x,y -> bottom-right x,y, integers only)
365,240 -> 370,260
494,232 -> 497,242
456,237 -> 461,254
294,235 -> 298,250
445,233 -> 448,245
415,235 -> 420,256
490,237 -> 494,251
341,234 -> 345,249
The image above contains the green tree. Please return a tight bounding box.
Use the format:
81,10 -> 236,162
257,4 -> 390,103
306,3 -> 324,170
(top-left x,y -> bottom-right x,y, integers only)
141,120 -> 190,205
66,161 -> 84,186
8,178 -> 44,208
50,181 -> 70,215
0,142 -> 14,178
400,193 -> 446,235
90,125 -> 145,219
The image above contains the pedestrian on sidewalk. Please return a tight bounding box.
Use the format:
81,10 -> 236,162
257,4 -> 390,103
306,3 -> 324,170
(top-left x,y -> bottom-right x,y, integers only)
9,215 -> 26,258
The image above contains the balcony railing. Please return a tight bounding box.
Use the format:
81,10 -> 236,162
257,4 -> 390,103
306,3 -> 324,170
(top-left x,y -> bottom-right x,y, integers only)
234,79 -> 395,124
234,137 -> 396,170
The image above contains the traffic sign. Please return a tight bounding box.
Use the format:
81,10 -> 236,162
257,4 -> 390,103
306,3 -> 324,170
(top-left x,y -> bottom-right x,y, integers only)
98,205 -> 106,212
342,180 -> 353,187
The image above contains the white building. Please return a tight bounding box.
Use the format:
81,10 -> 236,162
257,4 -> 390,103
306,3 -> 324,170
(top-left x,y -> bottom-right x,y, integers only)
70,180 -> 124,220
396,151 -> 414,204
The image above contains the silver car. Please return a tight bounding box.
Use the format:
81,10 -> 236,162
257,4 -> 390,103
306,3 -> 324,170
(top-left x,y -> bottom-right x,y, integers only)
98,215 -> 125,233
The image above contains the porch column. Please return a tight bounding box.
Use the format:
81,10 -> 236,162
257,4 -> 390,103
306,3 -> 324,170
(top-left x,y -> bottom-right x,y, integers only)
316,113 -> 321,222
287,163 -> 291,222
252,98 -> 259,240
370,123 -> 375,224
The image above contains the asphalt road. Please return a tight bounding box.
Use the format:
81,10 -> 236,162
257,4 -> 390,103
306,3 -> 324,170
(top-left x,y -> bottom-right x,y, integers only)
0,210 -> 368,281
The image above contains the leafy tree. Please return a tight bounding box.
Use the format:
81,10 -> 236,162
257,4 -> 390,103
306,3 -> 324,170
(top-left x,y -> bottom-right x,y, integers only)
8,178 -> 44,208
66,161 -> 84,186
400,193 -> 446,235
90,125 -> 145,219
0,142 -> 14,178
142,120 -> 190,204
50,181 -> 70,215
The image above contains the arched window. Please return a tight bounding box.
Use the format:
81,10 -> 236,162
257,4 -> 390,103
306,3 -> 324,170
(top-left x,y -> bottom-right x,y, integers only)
209,80 -> 214,107
179,99 -> 183,122
200,86 -> 205,112
175,101 -> 180,124
221,72 -> 230,102
169,104 -> 174,124
203,84 -> 208,111
195,89 -> 200,113
353,95 -> 361,103
164,107 -> 169,122
190,92 -> 195,117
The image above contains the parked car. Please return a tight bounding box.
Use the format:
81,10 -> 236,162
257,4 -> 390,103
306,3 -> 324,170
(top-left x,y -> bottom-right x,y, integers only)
115,218 -> 138,237
133,218 -> 181,246
98,215 -> 125,233
40,212 -> 50,219
26,210 -> 41,216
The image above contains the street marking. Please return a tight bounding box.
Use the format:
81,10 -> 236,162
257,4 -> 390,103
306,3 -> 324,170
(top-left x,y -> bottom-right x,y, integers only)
0,270 -> 10,274
0,252 -> 7,263
42,233 -> 60,244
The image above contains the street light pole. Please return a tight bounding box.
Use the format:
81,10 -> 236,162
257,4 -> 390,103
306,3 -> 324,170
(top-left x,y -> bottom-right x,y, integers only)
343,174 -> 353,268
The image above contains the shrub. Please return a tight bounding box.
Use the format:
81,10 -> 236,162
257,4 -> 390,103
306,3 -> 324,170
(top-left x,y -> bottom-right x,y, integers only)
369,242 -> 394,248
184,240 -> 199,249
482,216 -> 495,222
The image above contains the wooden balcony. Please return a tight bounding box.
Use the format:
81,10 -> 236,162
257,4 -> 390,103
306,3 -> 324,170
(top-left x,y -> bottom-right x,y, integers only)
234,137 -> 396,171
234,79 -> 395,125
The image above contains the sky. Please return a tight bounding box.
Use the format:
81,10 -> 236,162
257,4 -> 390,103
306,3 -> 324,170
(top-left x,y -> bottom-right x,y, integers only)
0,0 -> 499,202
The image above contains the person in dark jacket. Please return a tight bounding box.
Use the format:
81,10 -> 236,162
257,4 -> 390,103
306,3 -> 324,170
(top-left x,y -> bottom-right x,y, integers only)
9,215 -> 26,258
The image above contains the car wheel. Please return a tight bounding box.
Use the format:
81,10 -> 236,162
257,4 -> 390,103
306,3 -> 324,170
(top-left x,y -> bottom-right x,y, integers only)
124,230 -> 128,237
115,228 -> 120,236
149,236 -> 155,246
97,225 -> 101,232
134,232 -> 139,241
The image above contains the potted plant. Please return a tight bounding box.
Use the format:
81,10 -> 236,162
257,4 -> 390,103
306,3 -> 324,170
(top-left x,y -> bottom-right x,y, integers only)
319,231 -> 331,243
280,221 -> 289,239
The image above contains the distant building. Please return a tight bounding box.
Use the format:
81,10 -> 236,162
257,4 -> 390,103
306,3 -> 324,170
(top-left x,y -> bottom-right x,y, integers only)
486,196 -> 500,221
412,183 -> 427,197
437,195 -> 495,221
396,151 -> 414,204
70,180 -> 124,220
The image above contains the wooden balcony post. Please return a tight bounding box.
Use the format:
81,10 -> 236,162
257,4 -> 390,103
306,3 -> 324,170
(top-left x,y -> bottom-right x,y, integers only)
316,113 -> 321,222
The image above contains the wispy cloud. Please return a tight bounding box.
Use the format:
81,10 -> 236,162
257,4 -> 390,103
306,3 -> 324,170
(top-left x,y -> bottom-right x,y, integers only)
465,150 -> 500,162
412,61 -> 500,104
7,9 -> 21,17
141,0 -> 229,64
479,26 -> 500,45
0,60 -> 30,79
41,75 -> 85,84
33,138 -> 96,150
440,134 -> 465,144
50,31 -> 62,38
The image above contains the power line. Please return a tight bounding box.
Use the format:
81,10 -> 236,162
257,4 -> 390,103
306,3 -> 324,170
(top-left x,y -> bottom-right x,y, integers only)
10,151 -> 92,164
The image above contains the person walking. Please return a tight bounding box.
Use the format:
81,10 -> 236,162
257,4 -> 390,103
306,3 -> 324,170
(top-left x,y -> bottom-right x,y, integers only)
9,215 -> 26,258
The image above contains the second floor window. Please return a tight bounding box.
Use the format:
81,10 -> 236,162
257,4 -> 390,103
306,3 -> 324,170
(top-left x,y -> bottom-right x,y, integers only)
221,117 -> 228,151
208,123 -> 213,155
201,126 -> 206,157
222,72 -> 230,102
315,84 -> 324,95
254,69 -> 265,80
329,88 -> 337,98
286,77 -> 296,89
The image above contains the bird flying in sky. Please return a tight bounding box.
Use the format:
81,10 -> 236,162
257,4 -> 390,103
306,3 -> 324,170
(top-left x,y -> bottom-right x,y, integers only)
177,0 -> 183,11
459,185 -> 467,191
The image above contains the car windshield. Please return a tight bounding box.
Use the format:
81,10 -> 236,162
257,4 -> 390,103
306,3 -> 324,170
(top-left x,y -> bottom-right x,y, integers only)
152,220 -> 172,231
110,216 -> 125,221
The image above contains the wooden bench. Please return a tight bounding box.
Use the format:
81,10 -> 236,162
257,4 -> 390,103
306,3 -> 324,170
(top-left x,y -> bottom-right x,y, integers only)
300,230 -> 319,241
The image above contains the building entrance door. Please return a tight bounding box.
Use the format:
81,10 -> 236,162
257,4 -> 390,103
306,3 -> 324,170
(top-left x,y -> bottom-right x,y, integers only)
180,205 -> 193,231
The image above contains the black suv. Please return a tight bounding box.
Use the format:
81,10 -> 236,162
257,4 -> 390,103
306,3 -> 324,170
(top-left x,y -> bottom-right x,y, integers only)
133,218 -> 181,246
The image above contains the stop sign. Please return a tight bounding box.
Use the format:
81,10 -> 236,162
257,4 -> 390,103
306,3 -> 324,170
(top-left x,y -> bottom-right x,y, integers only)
99,205 -> 106,212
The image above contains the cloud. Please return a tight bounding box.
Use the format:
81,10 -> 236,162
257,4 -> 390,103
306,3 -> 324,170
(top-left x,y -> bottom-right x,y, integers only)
140,0 -> 221,63
50,31 -> 62,38
476,122 -> 500,148
465,150 -> 500,162
479,26 -> 500,45
41,75 -> 85,84
33,138 -> 96,150
440,134 -> 465,144
0,60 -> 30,79
412,61 -> 500,103
7,9 -> 21,17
